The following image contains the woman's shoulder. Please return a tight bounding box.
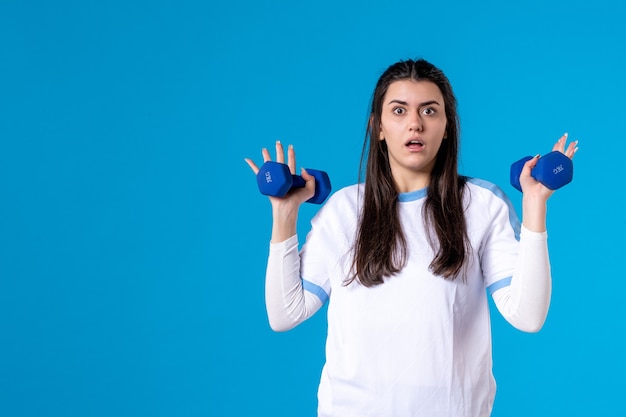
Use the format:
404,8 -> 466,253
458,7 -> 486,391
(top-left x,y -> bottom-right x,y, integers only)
463,177 -> 514,207
309,183 -> 362,234
324,183 -> 364,205
463,176 -> 521,236
313,183 -> 362,220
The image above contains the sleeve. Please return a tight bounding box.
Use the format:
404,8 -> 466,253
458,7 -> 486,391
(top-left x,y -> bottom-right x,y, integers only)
265,235 -> 325,332
490,226 -> 551,333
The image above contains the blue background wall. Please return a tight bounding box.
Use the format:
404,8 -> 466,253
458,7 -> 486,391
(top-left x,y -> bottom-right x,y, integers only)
1,0 -> 624,416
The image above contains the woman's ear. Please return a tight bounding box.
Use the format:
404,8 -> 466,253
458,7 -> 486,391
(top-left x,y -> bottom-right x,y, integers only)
371,116 -> 385,141
369,115 -> 384,141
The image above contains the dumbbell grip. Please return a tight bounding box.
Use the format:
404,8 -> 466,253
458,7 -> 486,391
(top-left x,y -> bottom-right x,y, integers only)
290,174 -> 306,190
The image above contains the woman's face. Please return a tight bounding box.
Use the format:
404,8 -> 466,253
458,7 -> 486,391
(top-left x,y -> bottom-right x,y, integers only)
379,79 -> 447,192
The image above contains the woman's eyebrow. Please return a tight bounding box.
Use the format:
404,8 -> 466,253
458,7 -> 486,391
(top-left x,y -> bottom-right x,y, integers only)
386,99 -> 441,106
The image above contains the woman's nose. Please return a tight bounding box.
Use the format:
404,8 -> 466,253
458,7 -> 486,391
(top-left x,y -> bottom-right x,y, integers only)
409,113 -> 423,132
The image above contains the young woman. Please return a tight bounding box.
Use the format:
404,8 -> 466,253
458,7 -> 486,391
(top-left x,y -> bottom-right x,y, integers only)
245,58 -> 577,417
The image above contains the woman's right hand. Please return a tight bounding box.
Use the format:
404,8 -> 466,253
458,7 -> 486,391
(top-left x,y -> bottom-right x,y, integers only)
245,141 -> 316,242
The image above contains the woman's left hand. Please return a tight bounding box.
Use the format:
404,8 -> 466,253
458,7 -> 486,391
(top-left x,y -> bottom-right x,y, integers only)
519,132 -> 578,199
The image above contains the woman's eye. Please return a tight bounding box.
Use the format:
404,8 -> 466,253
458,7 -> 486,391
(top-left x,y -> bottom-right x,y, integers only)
422,107 -> 436,115
393,107 -> 405,115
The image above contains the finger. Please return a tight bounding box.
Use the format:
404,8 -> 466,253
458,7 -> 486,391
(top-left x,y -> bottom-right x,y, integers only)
565,140 -> 579,159
287,144 -> 296,174
301,167 -> 314,181
262,147 -> 271,163
552,132 -> 568,153
301,168 -> 317,199
518,155 -> 541,193
275,140 -> 285,164
244,158 -> 260,175
523,154 -> 540,174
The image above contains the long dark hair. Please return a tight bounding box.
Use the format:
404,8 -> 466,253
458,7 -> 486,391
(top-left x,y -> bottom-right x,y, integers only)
348,58 -> 470,287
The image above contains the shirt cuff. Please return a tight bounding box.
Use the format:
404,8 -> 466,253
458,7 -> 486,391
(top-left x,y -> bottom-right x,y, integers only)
269,234 -> 298,251
520,224 -> 547,240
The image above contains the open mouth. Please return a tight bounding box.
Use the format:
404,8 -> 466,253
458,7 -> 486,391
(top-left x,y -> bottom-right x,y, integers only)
406,139 -> 424,150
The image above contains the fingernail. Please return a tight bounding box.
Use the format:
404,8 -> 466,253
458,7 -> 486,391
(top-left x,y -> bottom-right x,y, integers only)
288,144 -> 293,150
564,132 -> 569,138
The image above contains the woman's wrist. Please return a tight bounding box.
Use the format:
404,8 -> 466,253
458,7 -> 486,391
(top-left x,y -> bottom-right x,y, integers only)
270,203 -> 299,243
521,195 -> 548,233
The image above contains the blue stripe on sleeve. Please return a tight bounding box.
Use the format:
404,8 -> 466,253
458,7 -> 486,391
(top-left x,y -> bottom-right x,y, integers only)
302,279 -> 329,304
467,178 -> 522,241
487,276 -> 513,294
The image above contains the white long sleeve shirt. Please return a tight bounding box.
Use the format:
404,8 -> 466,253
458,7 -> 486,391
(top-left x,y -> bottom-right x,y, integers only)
265,180 -> 551,417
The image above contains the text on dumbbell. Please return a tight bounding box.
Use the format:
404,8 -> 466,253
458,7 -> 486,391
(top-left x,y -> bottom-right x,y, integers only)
553,165 -> 563,175
265,171 -> 272,183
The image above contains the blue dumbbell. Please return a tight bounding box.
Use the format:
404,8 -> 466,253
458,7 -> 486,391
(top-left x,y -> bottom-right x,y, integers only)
510,151 -> 573,192
256,161 -> 332,204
